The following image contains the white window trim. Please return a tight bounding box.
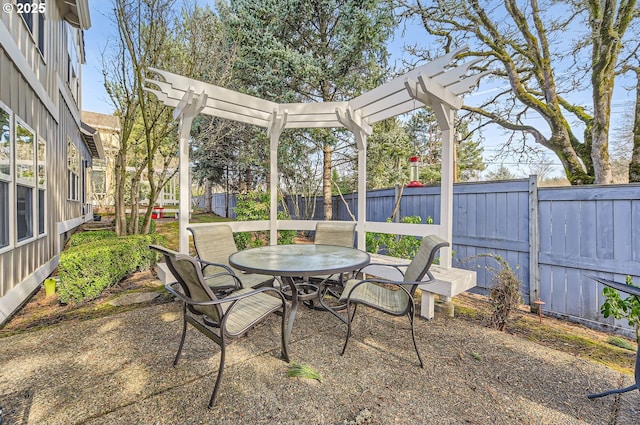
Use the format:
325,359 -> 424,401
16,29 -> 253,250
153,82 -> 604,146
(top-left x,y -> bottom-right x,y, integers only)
37,135 -> 46,237
14,116 -> 37,246
67,137 -> 79,202
0,100 -> 13,254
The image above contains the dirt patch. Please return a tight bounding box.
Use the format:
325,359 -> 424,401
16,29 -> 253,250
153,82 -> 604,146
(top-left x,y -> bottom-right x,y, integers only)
0,270 -> 172,338
2,268 -> 637,377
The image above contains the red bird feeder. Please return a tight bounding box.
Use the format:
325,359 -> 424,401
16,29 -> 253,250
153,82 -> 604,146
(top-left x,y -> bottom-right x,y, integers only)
407,156 -> 423,187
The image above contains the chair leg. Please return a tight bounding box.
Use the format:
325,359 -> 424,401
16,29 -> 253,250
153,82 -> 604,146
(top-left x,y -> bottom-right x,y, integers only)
408,303 -> 424,368
173,306 -> 188,367
208,338 -> 226,409
280,304 -> 290,362
341,303 -> 358,355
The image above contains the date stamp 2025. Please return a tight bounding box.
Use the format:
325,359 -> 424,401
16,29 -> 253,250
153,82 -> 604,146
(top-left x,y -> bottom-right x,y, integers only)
3,2 -> 46,15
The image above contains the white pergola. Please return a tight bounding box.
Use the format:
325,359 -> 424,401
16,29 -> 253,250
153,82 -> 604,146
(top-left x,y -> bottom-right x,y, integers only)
145,47 -> 485,269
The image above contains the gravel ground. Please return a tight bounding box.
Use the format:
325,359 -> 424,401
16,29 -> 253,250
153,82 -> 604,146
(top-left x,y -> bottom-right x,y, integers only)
0,301 -> 638,425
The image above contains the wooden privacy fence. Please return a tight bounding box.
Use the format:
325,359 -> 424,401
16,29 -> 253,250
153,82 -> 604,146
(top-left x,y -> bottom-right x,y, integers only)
207,178 -> 640,336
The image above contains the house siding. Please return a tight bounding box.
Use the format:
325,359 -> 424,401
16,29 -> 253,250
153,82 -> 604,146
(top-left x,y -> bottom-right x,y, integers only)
0,1 -> 95,324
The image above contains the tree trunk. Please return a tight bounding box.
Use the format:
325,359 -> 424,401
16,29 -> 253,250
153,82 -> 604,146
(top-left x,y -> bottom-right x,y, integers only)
114,151 -> 127,236
323,143 -> 333,220
591,58 -> 614,184
204,179 -> 212,213
630,69 -> 640,183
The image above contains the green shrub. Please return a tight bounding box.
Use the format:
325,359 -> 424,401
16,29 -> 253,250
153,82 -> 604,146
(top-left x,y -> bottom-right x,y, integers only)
365,215 -> 430,259
233,191 -> 296,249
67,230 -> 117,248
57,233 -> 166,304
601,275 -> 640,343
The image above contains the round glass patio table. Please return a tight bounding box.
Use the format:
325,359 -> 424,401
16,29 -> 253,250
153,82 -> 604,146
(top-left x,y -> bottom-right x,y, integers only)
229,244 -> 370,344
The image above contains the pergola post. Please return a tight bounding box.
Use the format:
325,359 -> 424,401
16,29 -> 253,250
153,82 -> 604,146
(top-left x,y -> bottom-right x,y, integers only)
173,89 -> 207,253
404,75 -> 463,268
336,107 -> 372,250
438,107 -> 456,269
268,109 -> 288,245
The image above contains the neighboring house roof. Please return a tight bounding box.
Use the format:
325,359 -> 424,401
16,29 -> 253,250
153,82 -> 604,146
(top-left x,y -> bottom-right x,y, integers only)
80,121 -> 104,159
81,111 -> 120,131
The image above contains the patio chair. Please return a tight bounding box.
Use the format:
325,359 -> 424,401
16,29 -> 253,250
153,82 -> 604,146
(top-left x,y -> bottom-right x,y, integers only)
339,234 -> 449,367
188,224 -> 275,289
313,221 -> 356,248
150,244 -> 289,408
310,221 -> 356,308
151,244 -> 240,295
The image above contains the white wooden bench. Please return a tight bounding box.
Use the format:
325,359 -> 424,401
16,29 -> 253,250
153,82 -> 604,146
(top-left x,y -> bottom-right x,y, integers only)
364,254 -> 477,320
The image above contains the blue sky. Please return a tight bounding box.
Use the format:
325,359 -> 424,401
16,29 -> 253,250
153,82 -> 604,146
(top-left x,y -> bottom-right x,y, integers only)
81,1 -> 636,179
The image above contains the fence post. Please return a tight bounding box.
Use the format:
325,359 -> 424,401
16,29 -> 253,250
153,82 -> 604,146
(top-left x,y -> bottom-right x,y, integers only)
393,184 -> 401,222
528,174 -> 540,311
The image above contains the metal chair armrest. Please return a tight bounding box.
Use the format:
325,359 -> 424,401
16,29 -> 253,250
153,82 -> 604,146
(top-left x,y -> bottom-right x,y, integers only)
199,259 -> 236,275
343,271 -> 436,300
165,282 -> 284,307
357,262 -> 408,277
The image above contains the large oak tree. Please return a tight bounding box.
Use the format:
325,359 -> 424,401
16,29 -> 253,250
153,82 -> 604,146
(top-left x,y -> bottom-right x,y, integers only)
400,0 -> 637,184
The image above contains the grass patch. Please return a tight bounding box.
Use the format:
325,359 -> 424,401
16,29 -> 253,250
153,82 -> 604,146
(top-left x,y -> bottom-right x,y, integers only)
155,213 -> 231,250
607,336 -> 637,351
287,362 -> 322,382
453,294 -> 637,376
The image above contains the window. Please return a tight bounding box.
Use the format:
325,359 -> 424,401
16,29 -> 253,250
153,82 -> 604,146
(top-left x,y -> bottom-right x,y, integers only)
37,136 -> 46,235
17,0 -> 33,33
0,103 -> 11,249
37,12 -> 45,57
16,120 -> 35,242
67,138 -> 79,201
65,22 -> 79,100
16,185 -> 33,241
18,0 -> 46,57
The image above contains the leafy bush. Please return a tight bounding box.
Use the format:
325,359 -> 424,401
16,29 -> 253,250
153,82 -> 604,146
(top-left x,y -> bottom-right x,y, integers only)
67,230 -> 117,248
57,233 -> 166,304
365,215 -> 431,259
233,191 -> 296,249
601,275 -> 640,343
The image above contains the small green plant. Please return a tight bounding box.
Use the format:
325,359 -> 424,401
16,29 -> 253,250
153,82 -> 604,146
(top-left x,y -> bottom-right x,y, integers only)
600,275 -> 640,343
233,191 -> 296,249
286,362 -> 322,382
365,215 -> 431,259
607,336 -> 636,351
